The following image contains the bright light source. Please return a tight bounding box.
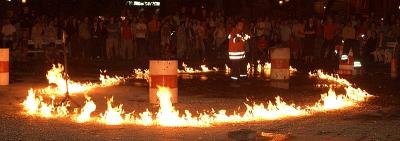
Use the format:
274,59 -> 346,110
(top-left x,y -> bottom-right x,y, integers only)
21,0 -> 26,3
361,34 -> 365,38
279,0 -> 283,5
7,0 -> 11,2
381,18 -> 384,21
398,5 -> 400,10
323,6 -> 326,9
132,1 -> 160,6
121,16 -> 126,21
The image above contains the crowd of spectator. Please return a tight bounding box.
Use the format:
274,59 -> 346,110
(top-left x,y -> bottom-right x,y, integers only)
1,7 -> 400,68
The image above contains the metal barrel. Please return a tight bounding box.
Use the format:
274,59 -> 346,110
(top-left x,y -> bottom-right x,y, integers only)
149,60 -> 178,104
0,48 -> 9,85
270,47 -> 290,80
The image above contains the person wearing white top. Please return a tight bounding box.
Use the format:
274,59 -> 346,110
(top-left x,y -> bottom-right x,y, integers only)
1,19 -> 16,48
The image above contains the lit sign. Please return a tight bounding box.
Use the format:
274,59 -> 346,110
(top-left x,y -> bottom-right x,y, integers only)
126,1 -> 160,7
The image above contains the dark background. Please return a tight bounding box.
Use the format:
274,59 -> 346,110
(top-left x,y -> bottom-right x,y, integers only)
1,0 -> 400,18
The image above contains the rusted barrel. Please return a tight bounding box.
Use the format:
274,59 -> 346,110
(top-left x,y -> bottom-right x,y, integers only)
149,60 -> 178,104
270,47 -> 290,80
0,48 -> 9,85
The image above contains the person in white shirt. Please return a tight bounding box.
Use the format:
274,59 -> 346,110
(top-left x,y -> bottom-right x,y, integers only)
213,23 -> 226,58
134,18 -> 148,64
45,21 -> 57,44
31,21 -> 44,49
1,19 -> 16,48
280,20 -> 292,44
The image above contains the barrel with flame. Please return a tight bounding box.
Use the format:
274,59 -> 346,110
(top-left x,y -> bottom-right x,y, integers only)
149,60 -> 178,104
336,45 -> 354,75
270,47 -> 290,80
0,48 -> 9,85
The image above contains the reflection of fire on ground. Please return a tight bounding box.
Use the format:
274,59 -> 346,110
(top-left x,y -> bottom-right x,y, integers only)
22,64 -> 372,127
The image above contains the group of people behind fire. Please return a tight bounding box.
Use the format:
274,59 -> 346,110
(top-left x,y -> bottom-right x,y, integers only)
1,8 -> 399,72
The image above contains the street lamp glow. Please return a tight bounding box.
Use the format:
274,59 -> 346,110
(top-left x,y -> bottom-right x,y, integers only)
279,0 -> 283,5
22,0 -> 26,3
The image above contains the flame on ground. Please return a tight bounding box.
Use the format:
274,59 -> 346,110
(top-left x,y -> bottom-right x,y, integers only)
74,97 -> 96,123
37,64 -> 125,97
99,97 -> 124,125
178,62 -> 218,73
22,68 -> 372,127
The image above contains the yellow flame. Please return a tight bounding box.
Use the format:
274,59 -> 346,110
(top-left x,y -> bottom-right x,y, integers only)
179,62 -> 218,73
132,69 -> 149,81
38,64 -> 125,96
99,97 -> 124,125
22,68 -> 373,127
22,89 -> 41,115
75,97 -> 96,123
22,89 -> 70,118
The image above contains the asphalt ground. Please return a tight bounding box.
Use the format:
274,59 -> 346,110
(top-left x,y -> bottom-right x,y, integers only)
0,61 -> 400,141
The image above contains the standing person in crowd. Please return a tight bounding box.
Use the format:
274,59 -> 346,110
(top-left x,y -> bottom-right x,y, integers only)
213,22 -> 226,59
98,19 -> 107,59
197,21 -> 207,61
185,19 -> 195,60
292,19 -> 305,61
106,17 -> 120,60
90,19 -> 102,59
264,17 -> 272,41
78,17 -> 91,59
206,13 -> 217,62
314,18 -> 324,60
134,18 -> 147,64
279,20 -> 291,46
18,7 -> 33,50
342,21 -> 361,67
365,24 -> 378,65
321,17 -> 337,60
304,18 -> 316,65
130,17 -> 137,59
176,20 -> 187,60
121,19 -> 133,60
31,21 -> 43,49
147,15 -> 160,58
45,20 -> 58,45
228,21 -> 249,80
1,19 -> 16,48
44,20 -> 58,63
160,17 -> 172,58
255,17 -> 266,39
66,17 -> 79,59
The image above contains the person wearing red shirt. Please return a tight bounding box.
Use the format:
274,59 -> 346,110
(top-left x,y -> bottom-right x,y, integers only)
228,21 -> 249,80
121,19 -> 133,60
321,17 -> 337,59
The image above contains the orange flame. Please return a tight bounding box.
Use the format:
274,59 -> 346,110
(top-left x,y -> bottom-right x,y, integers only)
22,68 -> 372,127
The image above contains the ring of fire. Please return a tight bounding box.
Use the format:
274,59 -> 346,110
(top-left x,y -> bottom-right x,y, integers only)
21,64 -> 372,127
